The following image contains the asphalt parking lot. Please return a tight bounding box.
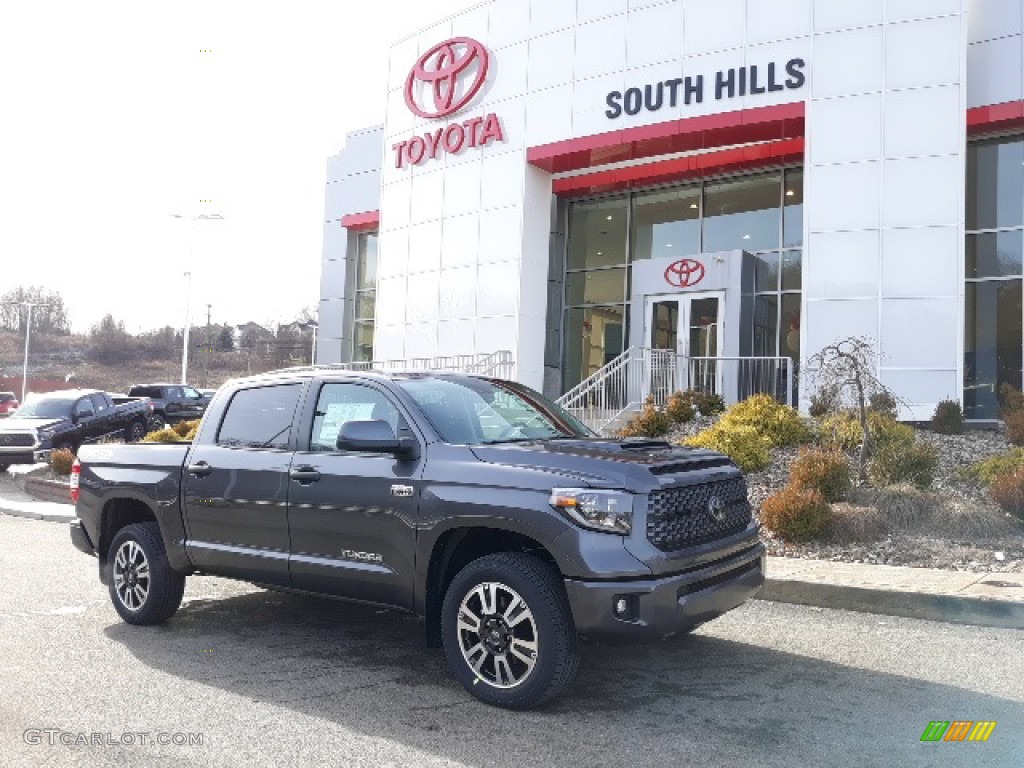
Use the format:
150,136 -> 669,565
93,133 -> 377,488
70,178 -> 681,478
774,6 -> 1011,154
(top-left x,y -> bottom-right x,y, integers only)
0,514 -> 1021,768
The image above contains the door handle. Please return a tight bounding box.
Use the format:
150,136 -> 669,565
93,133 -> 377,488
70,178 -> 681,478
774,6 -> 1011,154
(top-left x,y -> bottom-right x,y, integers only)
187,461 -> 212,477
289,466 -> 321,484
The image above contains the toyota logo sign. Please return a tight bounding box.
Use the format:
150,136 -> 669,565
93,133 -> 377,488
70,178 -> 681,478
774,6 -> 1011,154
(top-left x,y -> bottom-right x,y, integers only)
664,259 -> 706,288
707,495 -> 726,523
405,37 -> 490,119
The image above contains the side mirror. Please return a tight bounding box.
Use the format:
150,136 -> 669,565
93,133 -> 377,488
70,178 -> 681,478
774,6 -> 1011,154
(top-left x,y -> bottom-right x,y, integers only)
336,419 -> 416,457
75,409 -> 94,422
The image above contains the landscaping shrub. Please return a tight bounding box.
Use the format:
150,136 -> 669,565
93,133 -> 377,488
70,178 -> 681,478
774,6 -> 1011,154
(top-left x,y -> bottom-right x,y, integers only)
852,485 -> 933,531
690,390 -> 725,417
172,419 -> 201,438
50,448 -> 74,477
819,411 -> 914,453
789,446 -> 851,502
868,441 -> 937,489
143,427 -> 186,443
808,384 -> 840,418
868,391 -> 898,419
665,391 -> 696,424
1005,410 -> 1024,446
930,399 -> 964,435
184,424 -> 199,441
990,469 -> 1024,521
619,396 -> 673,438
684,423 -> 771,472
719,394 -> 811,447
969,448 -> 1024,485
999,383 -> 1024,415
759,486 -> 831,542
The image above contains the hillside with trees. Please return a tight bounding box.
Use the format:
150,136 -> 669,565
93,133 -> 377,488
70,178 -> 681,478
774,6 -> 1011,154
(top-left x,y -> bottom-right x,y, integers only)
0,286 -> 317,394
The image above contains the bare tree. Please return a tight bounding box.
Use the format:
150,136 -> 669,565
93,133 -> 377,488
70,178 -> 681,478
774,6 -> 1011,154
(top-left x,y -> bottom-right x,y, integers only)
808,337 -> 894,483
0,286 -> 70,334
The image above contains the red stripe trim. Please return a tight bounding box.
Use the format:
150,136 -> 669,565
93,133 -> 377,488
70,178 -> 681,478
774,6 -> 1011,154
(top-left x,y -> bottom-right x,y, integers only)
552,138 -> 805,197
340,210 -> 380,231
528,102 -> 805,174
968,100 -> 1024,137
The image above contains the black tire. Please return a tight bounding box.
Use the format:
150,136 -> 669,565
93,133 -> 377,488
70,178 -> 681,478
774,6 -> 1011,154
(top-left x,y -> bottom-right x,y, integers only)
106,522 -> 185,625
0,463 -> 9,471
125,419 -> 148,443
148,414 -> 166,432
441,552 -> 579,710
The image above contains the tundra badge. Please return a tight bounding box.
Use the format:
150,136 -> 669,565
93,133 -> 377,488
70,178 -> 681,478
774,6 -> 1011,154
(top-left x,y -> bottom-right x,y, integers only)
391,485 -> 414,497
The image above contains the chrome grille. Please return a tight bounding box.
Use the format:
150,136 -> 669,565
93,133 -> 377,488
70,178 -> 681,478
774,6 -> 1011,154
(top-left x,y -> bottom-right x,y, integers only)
0,433 -> 35,447
647,478 -> 751,552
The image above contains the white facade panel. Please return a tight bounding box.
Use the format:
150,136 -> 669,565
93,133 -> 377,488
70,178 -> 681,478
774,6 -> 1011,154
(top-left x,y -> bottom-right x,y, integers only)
967,0 -> 1023,44
575,15 -> 629,80
881,227 -> 961,297
805,230 -> 881,299
682,0 -> 747,55
967,35 -> 1024,108
882,155 -> 963,229
812,0 -> 885,33
626,3 -> 685,69
808,93 -> 883,165
810,27 -> 885,98
529,0 -> 576,37
885,16 -> 964,90
884,85 -> 963,158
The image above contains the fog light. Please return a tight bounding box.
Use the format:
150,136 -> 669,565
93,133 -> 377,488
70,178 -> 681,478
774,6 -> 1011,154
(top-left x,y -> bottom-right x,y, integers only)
615,598 -> 628,615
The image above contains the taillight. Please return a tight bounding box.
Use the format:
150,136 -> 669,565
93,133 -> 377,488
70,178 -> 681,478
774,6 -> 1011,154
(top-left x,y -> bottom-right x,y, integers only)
70,459 -> 81,504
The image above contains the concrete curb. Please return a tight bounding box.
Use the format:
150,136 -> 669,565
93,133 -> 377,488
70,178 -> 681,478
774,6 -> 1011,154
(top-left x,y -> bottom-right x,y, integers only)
759,577 -> 1024,630
0,503 -> 74,524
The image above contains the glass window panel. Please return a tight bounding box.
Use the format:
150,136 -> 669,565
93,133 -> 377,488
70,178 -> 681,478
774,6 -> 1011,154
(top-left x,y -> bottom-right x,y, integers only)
632,187 -> 701,261
357,233 -> 378,289
781,250 -> 802,292
966,231 -> 1023,279
567,199 -> 629,270
964,280 -> 1023,419
355,290 -> 376,320
650,301 -> 679,350
688,298 -> 720,358
783,169 -> 804,248
565,268 -> 627,306
967,139 -> 1024,231
562,305 -> 626,390
779,294 -> 801,360
310,382 -> 405,452
754,252 -> 780,292
702,174 -> 782,252
353,321 -> 375,363
753,295 -> 778,357
217,384 -> 302,449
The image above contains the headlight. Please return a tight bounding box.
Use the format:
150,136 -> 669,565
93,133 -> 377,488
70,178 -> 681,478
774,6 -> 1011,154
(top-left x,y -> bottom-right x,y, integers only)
549,488 -> 633,535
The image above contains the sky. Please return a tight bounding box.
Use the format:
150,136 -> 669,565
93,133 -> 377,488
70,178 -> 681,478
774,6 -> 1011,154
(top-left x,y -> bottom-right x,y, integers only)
0,0 -> 478,334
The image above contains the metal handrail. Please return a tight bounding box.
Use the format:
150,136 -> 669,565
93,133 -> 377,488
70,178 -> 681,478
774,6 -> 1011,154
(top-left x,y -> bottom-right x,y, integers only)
556,348 -> 795,433
267,351 -> 515,379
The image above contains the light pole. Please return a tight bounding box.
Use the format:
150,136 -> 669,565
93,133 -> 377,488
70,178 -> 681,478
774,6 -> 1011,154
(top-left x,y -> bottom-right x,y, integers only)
301,320 -> 319,365
3,302 -> 49,402
171,213 -> 224,383
182,271 -> 192,384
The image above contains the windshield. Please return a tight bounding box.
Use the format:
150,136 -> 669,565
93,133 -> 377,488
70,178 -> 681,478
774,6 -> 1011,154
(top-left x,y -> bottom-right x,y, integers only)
398,377 -> 593,445
12,398 -> 75,419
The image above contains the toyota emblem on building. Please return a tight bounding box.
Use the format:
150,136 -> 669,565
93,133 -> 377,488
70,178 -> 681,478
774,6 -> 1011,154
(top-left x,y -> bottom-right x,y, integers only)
664,258 -> 706,288
404,37 -> 490,119
707,495 -> 726,523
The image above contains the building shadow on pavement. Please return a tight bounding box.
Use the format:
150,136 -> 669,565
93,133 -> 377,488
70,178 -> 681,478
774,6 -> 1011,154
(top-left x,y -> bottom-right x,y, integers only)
103,589 -> 1023,768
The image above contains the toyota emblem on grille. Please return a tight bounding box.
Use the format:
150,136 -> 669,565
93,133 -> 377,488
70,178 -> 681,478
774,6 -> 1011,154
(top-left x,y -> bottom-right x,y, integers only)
707,495 -> 725,522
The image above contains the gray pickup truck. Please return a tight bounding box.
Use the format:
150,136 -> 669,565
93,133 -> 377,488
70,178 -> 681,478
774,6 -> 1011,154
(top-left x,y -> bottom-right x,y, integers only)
71,368 -> 764,709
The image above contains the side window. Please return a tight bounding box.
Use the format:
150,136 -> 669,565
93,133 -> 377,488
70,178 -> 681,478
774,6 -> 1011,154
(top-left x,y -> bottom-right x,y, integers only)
90,394 -> 110,414
216,384 -> 302,449
74,398 -> 94,418
310,383 -> 406,452
168,387 -> 184,400
183,387 -> 202,399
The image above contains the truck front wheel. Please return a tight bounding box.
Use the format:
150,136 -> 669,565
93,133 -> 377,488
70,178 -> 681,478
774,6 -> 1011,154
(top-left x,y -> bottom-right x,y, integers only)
107,522 -> 185,625
441,552 -> 579,710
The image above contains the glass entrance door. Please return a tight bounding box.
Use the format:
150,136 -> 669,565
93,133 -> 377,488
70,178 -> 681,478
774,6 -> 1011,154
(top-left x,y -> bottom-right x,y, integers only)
646,293 -> 724,399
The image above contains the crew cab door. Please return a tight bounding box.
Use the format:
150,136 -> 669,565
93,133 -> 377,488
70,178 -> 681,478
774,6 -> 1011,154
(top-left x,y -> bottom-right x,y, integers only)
181,382 -> 303,585
287,380 -> 422,609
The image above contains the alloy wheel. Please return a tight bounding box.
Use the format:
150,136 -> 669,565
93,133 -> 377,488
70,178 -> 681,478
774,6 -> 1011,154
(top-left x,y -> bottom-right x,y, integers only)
456,581 -> 538,689
113,540 -> 151,611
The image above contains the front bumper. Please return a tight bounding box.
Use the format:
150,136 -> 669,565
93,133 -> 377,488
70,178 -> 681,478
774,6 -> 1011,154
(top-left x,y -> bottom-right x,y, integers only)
70,519 -> 97,556
564,543 -> 765,640
0,450 -> 38,465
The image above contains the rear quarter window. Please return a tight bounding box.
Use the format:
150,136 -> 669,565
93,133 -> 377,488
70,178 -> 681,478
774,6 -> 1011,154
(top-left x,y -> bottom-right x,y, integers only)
216,384 -> 302,450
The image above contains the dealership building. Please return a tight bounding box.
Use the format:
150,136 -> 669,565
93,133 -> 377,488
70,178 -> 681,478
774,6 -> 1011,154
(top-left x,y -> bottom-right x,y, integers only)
317,0 -> 1024,422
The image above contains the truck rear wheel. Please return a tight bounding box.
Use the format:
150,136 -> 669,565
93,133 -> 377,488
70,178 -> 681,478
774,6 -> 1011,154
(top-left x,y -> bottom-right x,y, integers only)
441,552 -> 579,710
107,522 -> 185,625
125,419 -> 147,443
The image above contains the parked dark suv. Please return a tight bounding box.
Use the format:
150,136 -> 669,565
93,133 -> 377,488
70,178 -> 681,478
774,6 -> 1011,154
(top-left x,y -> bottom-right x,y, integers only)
72,369 -> 764,709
